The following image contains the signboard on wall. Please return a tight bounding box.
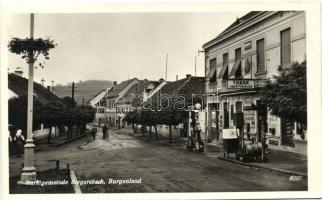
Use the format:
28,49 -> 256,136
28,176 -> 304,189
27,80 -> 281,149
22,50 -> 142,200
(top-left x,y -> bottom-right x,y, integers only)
244,110 -> 256,131
227,79 -> 255,89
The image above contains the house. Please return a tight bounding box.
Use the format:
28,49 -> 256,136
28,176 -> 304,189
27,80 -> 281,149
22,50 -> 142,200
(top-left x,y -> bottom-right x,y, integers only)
8,72 -> 64,140
202,11 -> 306,154
88,88 -> 110,110
146,74 -> 205,138
103,78 -> 162,127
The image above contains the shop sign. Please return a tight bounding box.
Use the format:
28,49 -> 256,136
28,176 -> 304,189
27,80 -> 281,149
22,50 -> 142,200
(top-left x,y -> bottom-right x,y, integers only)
244,110 -> 256,130
227,79 -> 255,89
269,139 -> 279,146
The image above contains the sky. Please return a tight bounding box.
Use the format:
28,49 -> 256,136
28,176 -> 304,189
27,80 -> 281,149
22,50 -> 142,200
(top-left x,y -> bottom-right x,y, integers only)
7,12 -> 247,86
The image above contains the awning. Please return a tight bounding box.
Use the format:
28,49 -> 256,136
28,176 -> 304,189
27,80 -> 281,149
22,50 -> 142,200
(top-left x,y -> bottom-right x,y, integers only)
229,59 -> 241,77
218,63 -> 228,79
206,67 -> 216,79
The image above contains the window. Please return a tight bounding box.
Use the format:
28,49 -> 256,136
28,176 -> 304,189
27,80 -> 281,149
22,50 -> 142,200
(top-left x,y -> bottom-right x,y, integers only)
256,38 -> 265,73
280,28 -> 291,66
209,58 -> 217,83
218,53 -> 229,80
235,101 -> 243,113
229,48 -> 242,78
223,53 -> 229,80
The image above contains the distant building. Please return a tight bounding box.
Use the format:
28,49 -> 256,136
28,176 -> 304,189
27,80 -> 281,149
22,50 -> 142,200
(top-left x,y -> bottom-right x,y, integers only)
202,11 -> 306,154
147,74 -> 205,138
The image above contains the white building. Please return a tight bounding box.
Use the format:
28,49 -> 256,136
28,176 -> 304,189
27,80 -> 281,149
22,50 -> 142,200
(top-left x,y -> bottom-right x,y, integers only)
202,11 -> 306,154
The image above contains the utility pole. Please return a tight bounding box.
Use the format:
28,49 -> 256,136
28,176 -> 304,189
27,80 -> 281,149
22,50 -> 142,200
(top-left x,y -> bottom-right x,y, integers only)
40,78 -> 45,86
19,13 -> 36,184
69,82 -> 78,106
72,82 -> 75,103
165,53 -> 168,81
51,80 -> 54,92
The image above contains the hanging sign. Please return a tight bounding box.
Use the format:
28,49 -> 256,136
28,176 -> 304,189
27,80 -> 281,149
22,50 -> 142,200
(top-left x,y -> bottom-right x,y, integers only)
227,79 -> 255,89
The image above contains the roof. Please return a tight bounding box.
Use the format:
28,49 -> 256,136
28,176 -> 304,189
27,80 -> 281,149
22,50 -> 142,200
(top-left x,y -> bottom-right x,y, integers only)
88,89 -> 109,106
202,11 -> 270,49
149,76 -> 205,108
122,79 -> 149,103
8,73 -> 63,105
107,78 -> 138,98
158,76 -> 205,97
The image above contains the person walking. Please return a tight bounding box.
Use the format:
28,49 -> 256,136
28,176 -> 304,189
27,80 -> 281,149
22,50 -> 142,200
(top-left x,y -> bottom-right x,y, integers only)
91,128 -> 97,140
102,124 -> 108,139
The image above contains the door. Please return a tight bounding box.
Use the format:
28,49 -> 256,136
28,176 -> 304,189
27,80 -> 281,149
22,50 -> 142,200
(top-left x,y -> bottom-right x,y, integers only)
223,102 -> 229,128
256,100 -> 267,142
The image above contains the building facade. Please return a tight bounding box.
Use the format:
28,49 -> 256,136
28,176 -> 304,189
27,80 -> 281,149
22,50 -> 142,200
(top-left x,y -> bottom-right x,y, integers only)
203,11 -> 306,154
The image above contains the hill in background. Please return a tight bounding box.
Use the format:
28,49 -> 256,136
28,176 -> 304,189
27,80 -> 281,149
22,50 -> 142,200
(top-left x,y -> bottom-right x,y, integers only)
53,80 -> 113,105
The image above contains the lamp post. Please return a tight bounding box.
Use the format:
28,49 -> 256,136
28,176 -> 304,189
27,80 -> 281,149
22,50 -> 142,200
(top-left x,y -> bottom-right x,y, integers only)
19,13 -> 36,184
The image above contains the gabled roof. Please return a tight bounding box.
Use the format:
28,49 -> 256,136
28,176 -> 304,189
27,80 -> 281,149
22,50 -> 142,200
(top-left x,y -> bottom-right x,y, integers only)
122,79 -> 149,103
8,73 -> 63,105
157,76 -> 205,97
89,88 -> 109,107
202,11 -> 272,49
107,78 -> 138,98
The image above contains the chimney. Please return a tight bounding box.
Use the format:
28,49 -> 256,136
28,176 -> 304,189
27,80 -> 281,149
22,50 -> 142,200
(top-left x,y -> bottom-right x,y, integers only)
186,74 -> 192,79
176,75 -> 178,81
113,81 -> 117,86
14,67 -> 23,77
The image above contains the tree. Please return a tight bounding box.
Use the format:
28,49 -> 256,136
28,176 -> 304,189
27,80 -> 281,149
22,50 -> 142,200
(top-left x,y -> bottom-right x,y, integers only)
42,102 -> 66,143
62,96 -> 77,107
260,61 -> 307,125
8,37 -> 56,66
8,96 -> 43,137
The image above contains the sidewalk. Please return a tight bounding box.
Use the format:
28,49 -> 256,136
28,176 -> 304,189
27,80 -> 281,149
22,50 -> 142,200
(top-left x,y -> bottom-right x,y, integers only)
206,142 -> 307,176
120,126 -> 307,176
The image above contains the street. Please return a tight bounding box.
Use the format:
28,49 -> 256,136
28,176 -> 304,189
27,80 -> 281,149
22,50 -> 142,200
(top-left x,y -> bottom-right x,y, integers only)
10,127 -> 307,193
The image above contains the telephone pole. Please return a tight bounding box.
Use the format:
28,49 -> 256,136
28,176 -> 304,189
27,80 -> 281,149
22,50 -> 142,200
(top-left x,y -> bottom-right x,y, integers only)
72,82 -> 75,103
69,82 -> 78,106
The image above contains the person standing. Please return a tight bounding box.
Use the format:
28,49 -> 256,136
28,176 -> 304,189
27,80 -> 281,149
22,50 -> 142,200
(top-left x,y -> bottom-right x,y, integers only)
102,124 -> 107,139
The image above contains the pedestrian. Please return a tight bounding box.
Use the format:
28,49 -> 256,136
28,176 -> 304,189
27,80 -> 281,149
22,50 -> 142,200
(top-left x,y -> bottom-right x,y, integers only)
91,128 -> 97,140
102,124 -> 107,139
14,129 -> 25,154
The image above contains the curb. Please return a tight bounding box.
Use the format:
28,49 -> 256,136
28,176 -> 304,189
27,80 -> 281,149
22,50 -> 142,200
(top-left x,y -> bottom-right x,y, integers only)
70,170 -> 82,194
217,156 -> 307,177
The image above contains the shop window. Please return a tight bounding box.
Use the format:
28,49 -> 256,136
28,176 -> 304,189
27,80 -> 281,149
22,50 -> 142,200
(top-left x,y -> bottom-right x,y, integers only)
256,38 -> 265,73
235,101 -> 242,113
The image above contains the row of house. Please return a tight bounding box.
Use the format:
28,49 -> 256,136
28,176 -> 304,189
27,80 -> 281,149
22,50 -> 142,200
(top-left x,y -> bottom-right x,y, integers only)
90,74 -> 205,137
90,11 -> 306,154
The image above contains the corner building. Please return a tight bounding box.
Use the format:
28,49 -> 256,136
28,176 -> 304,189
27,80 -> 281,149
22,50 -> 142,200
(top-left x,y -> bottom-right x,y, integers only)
202,11 -> 306,154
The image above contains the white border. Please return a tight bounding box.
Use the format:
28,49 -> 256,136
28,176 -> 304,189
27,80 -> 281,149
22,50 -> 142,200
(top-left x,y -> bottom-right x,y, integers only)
1,1 -> 321,200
